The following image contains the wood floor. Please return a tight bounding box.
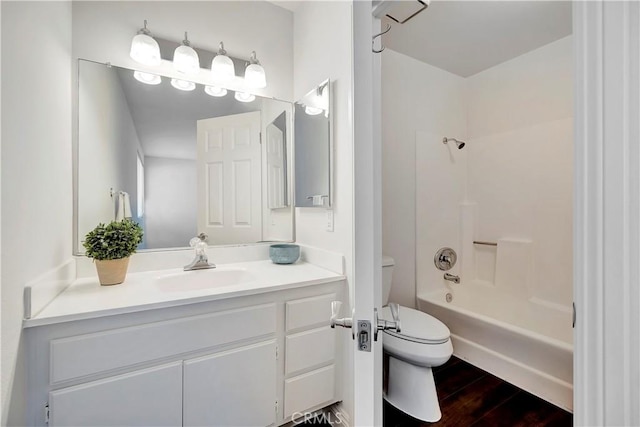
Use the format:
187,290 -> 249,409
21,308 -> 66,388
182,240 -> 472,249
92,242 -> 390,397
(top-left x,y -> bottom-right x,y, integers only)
384,356 -> 573,427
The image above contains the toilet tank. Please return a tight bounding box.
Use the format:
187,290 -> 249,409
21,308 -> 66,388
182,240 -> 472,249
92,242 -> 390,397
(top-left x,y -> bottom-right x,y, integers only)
382,255 -> 395,306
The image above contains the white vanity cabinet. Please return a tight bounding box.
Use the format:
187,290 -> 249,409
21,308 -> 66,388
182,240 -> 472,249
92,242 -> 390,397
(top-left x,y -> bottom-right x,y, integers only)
24,280 -> 344,427
49,362 -> 183,427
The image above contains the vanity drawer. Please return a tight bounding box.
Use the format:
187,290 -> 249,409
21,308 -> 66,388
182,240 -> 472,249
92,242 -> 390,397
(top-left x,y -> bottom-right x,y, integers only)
285,326 -> 335,376
50,303 -> 276,384
284,365 -> 336,419
286,293 -> 335,332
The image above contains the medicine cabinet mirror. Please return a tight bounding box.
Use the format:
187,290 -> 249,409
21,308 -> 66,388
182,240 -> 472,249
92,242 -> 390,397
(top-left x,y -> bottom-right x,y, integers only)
294,79 -> 332,208
75,59 -> 294,253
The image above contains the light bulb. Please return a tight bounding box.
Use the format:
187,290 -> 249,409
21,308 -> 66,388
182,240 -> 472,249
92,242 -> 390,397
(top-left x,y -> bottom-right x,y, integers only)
204,85 -> 228,97
305,106 -> 323,116
133,71 -> 162,85
171,78 -> 196,91
234,92 -> 255,103
129,20 -> 161,66
244,51 -> 267,89
173,32 -> 200,76
211,42 -> 235,83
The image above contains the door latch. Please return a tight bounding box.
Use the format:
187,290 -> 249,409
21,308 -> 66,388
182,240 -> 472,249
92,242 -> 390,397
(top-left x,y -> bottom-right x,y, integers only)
356,320 -> 372,352
331,301 -> 402,351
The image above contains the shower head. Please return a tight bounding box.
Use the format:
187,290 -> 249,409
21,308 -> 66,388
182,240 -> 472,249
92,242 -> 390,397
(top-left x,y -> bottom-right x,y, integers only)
443,137 -> 466,150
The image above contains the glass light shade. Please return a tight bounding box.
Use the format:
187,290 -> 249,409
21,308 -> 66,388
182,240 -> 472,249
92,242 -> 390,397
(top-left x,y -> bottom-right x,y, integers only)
133,71 -> 162,85
171,78 -> 196,91
130,34 -> 161,66
305,106 -> 324,116
204,85 -> 228,97
234,92 -> 255,103
211,54 -> 235,82
244,63 -> 267,89
173,45 -> 200,75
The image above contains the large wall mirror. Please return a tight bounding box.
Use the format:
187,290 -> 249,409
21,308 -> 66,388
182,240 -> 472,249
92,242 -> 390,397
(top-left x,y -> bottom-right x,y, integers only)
75,59 -> 294,253
294,80 -> 331,208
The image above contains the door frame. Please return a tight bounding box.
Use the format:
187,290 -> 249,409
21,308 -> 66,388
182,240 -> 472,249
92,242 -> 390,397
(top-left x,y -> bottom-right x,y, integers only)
573,1 -> 640,425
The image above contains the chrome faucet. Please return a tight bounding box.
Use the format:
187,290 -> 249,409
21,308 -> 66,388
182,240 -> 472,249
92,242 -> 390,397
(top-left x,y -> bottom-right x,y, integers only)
184,233 -> 216,271
444,273 -> 460,284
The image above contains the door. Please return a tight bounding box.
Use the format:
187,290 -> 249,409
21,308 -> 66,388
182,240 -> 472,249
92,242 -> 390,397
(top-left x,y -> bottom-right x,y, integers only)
48,362 -> 182,427
183,340 -> 277,427
266,123 -> 286,209
197,111 -> 262,245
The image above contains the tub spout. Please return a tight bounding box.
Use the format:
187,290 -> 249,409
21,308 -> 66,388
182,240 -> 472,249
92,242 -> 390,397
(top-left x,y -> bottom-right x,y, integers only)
444,273 -> 460,284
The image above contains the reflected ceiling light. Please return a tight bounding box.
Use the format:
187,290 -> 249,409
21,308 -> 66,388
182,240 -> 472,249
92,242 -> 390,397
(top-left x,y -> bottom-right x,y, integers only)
129,20 -> 162,66
305,106 -> 323,116
234,91 -> 255,103
204,85 -> 228,97
244,51 -> 267,89
171,78 -> 196,91
173,32 -> 200,76
211,42 -> 236,83
133,70 -> 162,85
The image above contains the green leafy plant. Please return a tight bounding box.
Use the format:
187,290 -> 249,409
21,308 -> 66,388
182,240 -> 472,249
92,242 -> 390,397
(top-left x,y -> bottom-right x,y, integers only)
83,220 -> 143,261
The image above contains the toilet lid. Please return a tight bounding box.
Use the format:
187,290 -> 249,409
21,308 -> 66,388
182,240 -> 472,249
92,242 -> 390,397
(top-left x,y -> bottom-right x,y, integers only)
380,305 -> 450,344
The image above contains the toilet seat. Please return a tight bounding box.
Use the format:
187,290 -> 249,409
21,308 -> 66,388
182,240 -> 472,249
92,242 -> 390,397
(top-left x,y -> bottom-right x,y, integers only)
380,305 -> 450,344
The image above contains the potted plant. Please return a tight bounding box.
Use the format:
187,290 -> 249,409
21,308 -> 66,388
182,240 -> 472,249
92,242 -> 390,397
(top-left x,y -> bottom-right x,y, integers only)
83,219 -> 143,286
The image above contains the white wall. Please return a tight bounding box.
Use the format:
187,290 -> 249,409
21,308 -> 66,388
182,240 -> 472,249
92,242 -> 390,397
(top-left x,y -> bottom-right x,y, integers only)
1,2 -> 73,425
465,36 -> 573,307
144,157 -> 197,249
72,1 -> 293,101
293,1 -> 354,420
77,62 -> 143,249
382,49 -> 467,308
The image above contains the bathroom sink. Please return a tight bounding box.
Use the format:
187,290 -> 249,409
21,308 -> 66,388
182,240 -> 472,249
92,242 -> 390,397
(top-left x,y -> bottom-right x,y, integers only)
155,268 -> 256,292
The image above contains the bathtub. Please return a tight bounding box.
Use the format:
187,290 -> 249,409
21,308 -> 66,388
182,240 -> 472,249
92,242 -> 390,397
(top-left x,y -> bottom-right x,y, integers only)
417,284 -> 573,412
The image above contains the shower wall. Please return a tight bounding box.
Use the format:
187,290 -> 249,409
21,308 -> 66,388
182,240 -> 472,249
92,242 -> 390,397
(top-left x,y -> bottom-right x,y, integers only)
382,35 -> 573,309
464,36 -> 573,307
382,50 -> 467,308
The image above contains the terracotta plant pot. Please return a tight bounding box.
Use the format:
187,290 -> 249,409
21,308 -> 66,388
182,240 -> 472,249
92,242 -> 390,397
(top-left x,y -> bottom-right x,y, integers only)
95,257 -> 130,286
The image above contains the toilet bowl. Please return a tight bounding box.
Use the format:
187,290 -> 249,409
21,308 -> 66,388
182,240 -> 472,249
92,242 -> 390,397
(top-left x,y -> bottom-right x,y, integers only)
381,256 -> 453,422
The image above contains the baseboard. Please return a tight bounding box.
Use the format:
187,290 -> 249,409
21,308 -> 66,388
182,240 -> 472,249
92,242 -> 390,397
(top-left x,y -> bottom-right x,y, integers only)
451,334 -> 573,412
23,258 -> 76,319
327,402 -> 351,427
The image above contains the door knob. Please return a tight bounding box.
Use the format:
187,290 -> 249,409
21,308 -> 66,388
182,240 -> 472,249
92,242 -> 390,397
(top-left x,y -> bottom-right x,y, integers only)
374,302 -> 401,340
330,301 -> 353,329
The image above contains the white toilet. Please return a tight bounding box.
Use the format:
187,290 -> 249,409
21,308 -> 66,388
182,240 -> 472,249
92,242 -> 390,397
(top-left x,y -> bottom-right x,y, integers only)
380,256 -> 453,422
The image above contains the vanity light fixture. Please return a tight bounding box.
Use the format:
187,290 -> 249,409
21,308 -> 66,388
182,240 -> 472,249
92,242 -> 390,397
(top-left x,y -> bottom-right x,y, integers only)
244,51 -> 267,89
211,42 -> 235,83
173,32 -> 200,76
133,70 -> 162,85
171,78 -> 196,91
204,85 -> 228,97
129,20 -> 162,66
234,91 -> 255,103
304,106 -> 324,116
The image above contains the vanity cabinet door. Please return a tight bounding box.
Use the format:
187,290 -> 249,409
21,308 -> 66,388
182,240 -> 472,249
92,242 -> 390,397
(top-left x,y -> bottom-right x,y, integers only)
48,362 -> 182,427
183,340 -> 277,427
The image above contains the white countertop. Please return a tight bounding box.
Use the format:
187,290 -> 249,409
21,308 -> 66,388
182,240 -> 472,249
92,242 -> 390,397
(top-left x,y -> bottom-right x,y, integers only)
24,260 -> 345,328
